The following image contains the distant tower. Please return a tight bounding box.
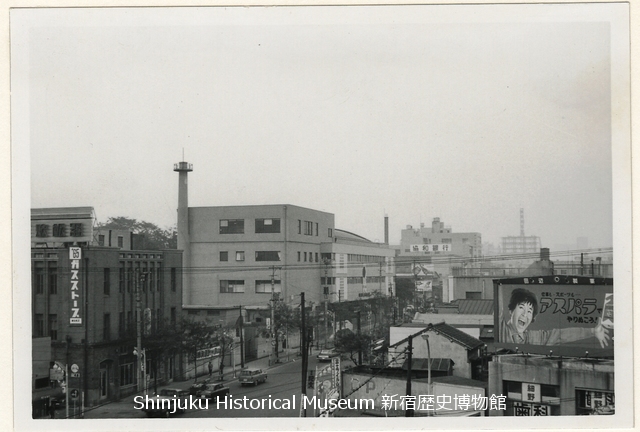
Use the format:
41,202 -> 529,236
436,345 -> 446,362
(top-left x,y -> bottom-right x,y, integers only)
174,160 -> 193,304
520,208 -> 525,237
384,215 -> 389,244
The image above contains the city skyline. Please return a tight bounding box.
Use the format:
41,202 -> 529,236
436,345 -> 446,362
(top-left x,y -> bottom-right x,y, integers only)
15,4 -> 627,251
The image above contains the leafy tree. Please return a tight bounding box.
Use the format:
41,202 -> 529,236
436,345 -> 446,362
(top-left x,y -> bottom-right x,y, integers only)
143,318 -> 182,393
334,329 -> 373,365
96,216 -> 177,249
180,318 -> 216,382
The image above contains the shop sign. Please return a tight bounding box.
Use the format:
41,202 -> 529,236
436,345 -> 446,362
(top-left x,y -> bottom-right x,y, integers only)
69,247 -> 82,325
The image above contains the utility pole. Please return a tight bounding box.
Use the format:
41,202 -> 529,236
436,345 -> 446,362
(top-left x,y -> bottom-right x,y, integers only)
135,269 -> 146,396
300,292 -> 307,417
356,310 -> 362,366
405,336 -> 414,417
270,266 -> 281,365
238,306 -> 245,369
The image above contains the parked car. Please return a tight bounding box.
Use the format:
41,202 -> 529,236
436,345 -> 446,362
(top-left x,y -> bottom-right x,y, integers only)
317,349 -> 340,362
188,380 -> 211,397
200,383 -> 230,401
143,388 -> 190,418
239,368 -> 267,386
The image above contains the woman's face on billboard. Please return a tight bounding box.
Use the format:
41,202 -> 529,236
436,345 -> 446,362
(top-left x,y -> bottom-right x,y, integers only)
508,301 -> 534,335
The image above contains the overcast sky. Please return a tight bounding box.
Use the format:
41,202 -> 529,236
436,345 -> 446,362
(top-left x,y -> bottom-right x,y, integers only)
15,4 -> 626,249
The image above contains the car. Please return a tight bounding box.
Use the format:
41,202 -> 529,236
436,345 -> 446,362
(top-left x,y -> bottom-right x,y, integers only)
142,388 -> 190,418
239,368 -> 267,386
199,383 -> 230,401
188,380 -> 211,397
317,349 -> 340,362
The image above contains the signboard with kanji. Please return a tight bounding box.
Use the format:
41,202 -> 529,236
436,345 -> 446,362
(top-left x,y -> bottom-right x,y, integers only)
494,276 -> 613,356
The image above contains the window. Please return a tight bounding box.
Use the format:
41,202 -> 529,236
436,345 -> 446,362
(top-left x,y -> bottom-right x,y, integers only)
297,252 -> 301,262
255,251 -> 281,262
171,268 -> 177,292
207,310 -> 220,316
48,263 -> 57,294
48,314 -> 58,340
220,280 -> 245,293
171,307 -> 176,326
103,313 -> 111,341
117,236 -> 124,248
304,252 -> 307,262
315,223 -> 319,236
70,223 -> 83,237
119,267 -> 125,293
33,266 -> 44,294
35,224 -> 49,237
220,251 -> 228,262
104,268 -> 111,295
120,363 -> 136,387
442,238 -> 452,244
328,228 -> 333,238
98,235 -> 105,246
220,219 -> 244,234
236,251 -> 245,262
255,218 -> 281,233
34,314 -> 44,337
119,312 -> 125,337
315,253 -> 319,262
298,220 -> 302,234
187,310 -> 199,315
466,291 -> 482,300
255,280 -> 282,293
304,221 -> 313,235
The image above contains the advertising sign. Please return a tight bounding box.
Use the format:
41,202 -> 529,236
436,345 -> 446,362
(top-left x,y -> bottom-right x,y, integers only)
69,247 -> 82,326
494,276 -> 613,356
314,357 -> 341,417
410,244 -> 451,253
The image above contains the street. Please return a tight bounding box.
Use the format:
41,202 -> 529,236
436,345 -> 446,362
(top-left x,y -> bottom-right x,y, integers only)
82,353 -> 331,419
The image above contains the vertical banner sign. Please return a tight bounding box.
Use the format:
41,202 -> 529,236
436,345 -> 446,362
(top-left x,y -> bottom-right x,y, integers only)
69,247 -> 82,325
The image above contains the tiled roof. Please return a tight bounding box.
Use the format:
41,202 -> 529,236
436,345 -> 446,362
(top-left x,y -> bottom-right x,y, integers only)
454,299 -> 494,315
431,322 -> 484,350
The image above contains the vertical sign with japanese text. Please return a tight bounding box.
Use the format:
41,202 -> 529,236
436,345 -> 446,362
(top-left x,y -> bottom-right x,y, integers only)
69,247 -> 82,325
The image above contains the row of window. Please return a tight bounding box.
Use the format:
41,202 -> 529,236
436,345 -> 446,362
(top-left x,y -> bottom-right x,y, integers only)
298,251 -> 319,263
220,280 -> 282,294
345,276 -> 385,284
98,234 -> 124,248
347,254 -> 386,264
219,218 -> 281,234
220,251 -> 281,262
32,263 -> 178,296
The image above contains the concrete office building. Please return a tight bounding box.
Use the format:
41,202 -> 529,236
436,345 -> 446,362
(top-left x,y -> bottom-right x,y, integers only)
174,161 -> 396,325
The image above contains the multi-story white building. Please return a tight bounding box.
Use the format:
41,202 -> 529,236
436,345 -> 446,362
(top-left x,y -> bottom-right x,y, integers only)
174,161 -> 396,318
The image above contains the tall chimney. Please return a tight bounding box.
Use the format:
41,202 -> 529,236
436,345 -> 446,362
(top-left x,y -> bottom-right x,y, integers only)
174,160 -> 193,305
384,215 -> 389,244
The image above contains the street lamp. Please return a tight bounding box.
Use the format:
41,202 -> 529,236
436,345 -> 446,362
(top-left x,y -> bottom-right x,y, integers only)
420,333 -> 432,405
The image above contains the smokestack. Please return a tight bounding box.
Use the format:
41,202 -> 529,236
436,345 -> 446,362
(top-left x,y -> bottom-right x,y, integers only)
174,160 -> 193,304
384,215 -> 389,244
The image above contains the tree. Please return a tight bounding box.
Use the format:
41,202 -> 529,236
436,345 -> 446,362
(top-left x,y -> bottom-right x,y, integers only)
334,329 -> 373,365
96,216 -> 177,249
180,318 -> 216,382
143,318 -> 182,393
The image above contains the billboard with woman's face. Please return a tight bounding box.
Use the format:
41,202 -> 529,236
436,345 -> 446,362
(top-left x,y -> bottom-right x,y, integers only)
494,276 -> 613,357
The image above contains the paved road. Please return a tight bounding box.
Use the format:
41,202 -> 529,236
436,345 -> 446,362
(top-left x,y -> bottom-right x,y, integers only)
82,353 -> 334,419
185,356 -> 319,418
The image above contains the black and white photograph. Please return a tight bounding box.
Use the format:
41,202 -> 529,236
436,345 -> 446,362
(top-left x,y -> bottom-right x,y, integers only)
7,1 -> 634,431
